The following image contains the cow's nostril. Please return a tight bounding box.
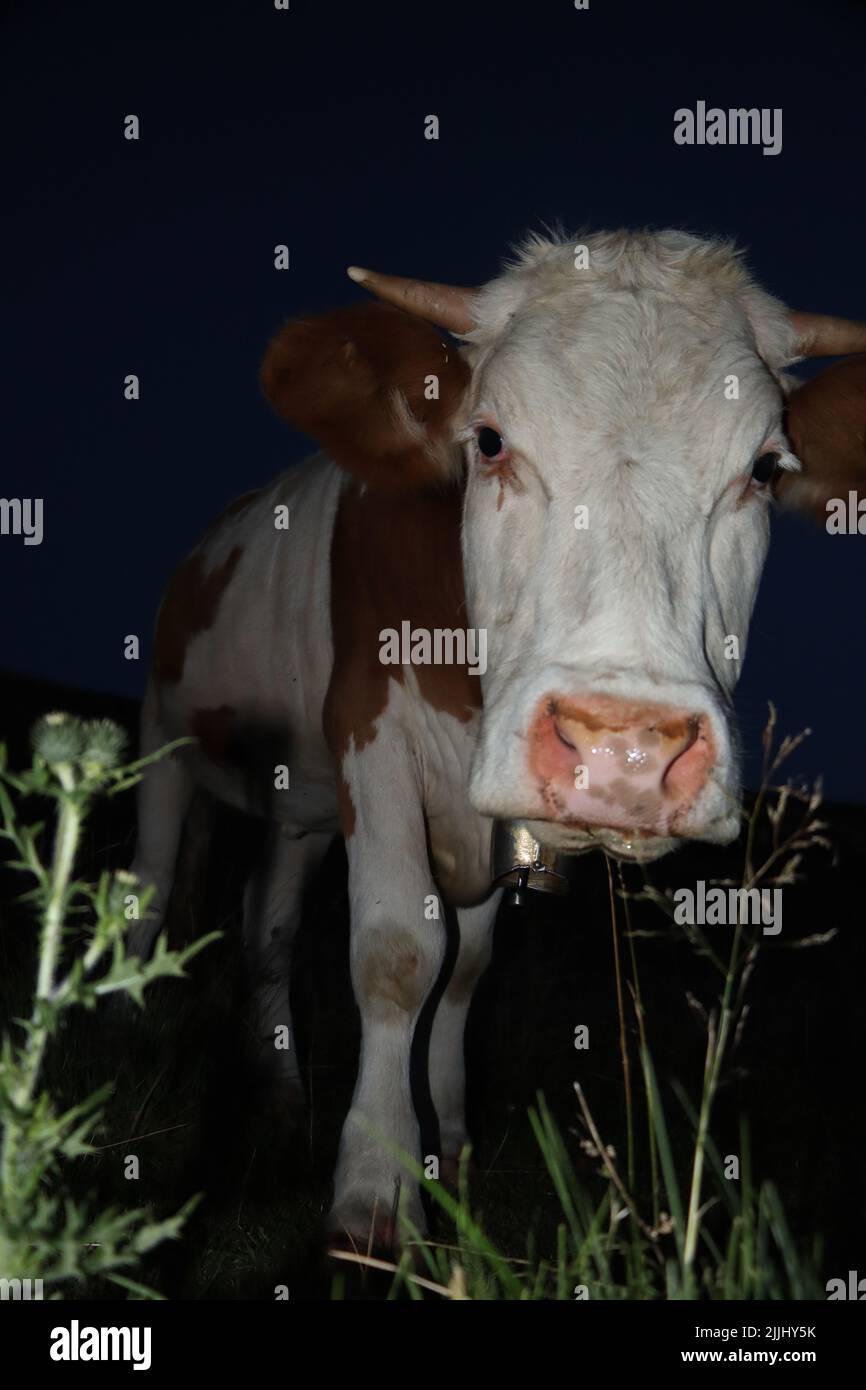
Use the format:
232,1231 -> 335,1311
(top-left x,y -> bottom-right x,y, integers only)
662,716 -> 708,799
553,720 -> 578,752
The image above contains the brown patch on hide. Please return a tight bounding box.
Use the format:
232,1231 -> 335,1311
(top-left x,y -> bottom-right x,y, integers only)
357,926 -> 426,1019
323,480 -> 481,839
333,761 -> 357,840
153,546 -> 243,684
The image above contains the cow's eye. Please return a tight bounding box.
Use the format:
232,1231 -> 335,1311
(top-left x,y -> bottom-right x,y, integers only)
477,426 -> 505,459
750,451 -> 780,488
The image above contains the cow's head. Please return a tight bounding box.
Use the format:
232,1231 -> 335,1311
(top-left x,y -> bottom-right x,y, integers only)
262,231 -> 866,862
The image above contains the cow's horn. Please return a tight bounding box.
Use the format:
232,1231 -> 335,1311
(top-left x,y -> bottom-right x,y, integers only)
790,310 -> 866,358
347,265 -> 477,335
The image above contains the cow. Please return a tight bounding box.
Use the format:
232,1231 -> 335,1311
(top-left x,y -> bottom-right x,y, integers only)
128,228 -> 866,1249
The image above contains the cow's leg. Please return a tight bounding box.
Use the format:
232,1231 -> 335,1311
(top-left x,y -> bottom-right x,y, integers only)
428,893 -> 501,1183
127,690 -> 193,961
242,825 -> 332,1105
330,744 -> 446,1248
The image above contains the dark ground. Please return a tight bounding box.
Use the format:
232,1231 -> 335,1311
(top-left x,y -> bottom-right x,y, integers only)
0,668 -> 864,1299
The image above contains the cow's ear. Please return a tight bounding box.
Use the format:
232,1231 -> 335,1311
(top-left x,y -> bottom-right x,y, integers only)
260,302 -> 470,490
776,354 -> 866,520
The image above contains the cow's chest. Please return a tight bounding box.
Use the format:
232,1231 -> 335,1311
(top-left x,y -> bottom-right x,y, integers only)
414,695 -> 495,908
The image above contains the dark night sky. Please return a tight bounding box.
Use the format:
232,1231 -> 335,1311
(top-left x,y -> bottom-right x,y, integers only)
2,0 -> 865,801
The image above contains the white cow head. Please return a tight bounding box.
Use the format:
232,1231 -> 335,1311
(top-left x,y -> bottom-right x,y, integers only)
263,230 -> 866,862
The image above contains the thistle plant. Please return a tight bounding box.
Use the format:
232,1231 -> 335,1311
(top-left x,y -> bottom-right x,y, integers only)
0,714 -> 217,1297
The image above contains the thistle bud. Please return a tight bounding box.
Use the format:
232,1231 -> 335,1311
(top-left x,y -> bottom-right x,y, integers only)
80,719 -> 127,773
31,712 -> 86,764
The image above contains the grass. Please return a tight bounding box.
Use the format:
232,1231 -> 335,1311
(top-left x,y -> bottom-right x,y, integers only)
328,708 -> 835,1299
0,704 -> 861,1299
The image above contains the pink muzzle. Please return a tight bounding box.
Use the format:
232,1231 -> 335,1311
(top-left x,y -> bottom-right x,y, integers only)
528,692 -> 716,837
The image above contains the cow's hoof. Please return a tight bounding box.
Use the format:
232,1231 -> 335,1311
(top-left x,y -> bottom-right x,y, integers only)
327,1207 -> 398,1261
324,1208 -> 425,1299
326,1195 -> 426,1262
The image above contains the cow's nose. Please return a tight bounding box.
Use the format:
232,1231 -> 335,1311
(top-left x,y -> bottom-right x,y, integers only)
528,695 -> 715,835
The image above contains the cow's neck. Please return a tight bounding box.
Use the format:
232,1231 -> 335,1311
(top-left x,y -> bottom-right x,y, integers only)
328,475 -> 481,727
